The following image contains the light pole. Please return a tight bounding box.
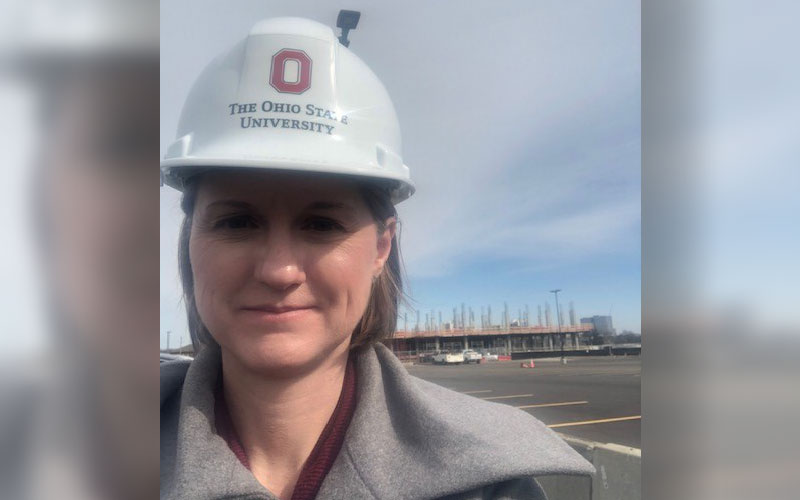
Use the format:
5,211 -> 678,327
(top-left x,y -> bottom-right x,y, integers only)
166,330 -> 171,353
550,289 -> 565,364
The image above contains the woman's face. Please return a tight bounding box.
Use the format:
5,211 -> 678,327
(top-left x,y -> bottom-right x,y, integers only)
189,170 -> 395,376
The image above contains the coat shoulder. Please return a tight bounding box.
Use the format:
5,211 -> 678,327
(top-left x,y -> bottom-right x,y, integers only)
370,344 -> 595,478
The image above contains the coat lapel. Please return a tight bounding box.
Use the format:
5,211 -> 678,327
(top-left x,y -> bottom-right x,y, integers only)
318,343 -> 594,500
162,345 -> 278,500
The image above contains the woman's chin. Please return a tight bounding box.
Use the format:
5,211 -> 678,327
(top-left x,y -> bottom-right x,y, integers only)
222,332 -> 348,377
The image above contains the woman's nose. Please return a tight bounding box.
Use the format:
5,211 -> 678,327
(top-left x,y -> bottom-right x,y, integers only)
253,230 -> 306,291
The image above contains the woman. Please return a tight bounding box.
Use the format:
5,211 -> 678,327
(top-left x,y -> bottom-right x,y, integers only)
160,17 -> 593,500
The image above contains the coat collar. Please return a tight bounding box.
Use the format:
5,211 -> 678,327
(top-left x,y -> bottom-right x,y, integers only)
162,343 -> 270,499
318,343 -> 593,499
161,343 -> 593,500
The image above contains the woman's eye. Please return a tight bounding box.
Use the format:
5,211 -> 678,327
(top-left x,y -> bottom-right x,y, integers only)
303,217 -> 344,232
214,215 -> 257,230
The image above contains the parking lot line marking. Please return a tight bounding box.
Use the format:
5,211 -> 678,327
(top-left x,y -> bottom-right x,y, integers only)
461,390 -> 493,394
547,415 -> 641,428
515,401 -> 588,409
480,393 -> 534,400
556,372 -> 638,377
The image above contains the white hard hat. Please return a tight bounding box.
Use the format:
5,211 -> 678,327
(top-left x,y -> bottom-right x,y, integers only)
161,17 -> 414,204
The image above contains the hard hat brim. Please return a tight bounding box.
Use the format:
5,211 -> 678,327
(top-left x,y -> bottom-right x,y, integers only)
161,158 -> 415,205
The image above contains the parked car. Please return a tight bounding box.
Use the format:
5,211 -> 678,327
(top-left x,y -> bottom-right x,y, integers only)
480,351 -> 499,361
432,351 -> 465,365
461,350 -> 482,364
417,352 -> 436,364
160,352 -> 193,363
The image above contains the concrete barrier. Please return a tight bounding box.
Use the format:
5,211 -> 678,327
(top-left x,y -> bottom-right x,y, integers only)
537,435 -> 641,500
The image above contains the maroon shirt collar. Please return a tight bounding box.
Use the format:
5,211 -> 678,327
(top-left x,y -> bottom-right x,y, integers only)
214,354 -> 358,500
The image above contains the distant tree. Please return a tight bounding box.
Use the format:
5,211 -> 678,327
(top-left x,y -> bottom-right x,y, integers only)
586,331 -> 606,345
613,331 -> 641,344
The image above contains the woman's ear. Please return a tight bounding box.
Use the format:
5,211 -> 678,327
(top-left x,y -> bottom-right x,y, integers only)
374,217 -> 397,276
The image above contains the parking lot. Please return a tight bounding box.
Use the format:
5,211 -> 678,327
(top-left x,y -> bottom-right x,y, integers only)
406,356 -> 641,448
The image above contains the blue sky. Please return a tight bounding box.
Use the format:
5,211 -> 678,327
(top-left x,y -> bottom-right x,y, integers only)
404,254 -> 640,331
160,0 -> 641,349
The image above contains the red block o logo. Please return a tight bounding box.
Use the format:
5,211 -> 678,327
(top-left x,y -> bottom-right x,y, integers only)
269,49 -> 312,94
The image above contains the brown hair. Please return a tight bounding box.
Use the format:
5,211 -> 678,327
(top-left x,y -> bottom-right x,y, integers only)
177,173 -> 406,354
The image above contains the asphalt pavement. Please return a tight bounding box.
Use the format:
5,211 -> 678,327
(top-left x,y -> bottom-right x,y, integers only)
405,356 -> 641,448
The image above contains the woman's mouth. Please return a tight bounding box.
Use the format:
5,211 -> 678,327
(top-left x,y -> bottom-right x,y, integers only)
239,304 -> 316,321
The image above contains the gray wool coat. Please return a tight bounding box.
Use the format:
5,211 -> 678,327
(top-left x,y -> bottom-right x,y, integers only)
160,343 -> 594,499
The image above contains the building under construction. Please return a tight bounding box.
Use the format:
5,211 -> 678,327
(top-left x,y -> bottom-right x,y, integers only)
389,301 -> 598,357
388,323 -> 594,358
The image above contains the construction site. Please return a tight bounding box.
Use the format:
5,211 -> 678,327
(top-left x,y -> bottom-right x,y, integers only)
389,301 -> 629,359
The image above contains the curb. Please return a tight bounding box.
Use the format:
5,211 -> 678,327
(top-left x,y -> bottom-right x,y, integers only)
536,434 -> 641,500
